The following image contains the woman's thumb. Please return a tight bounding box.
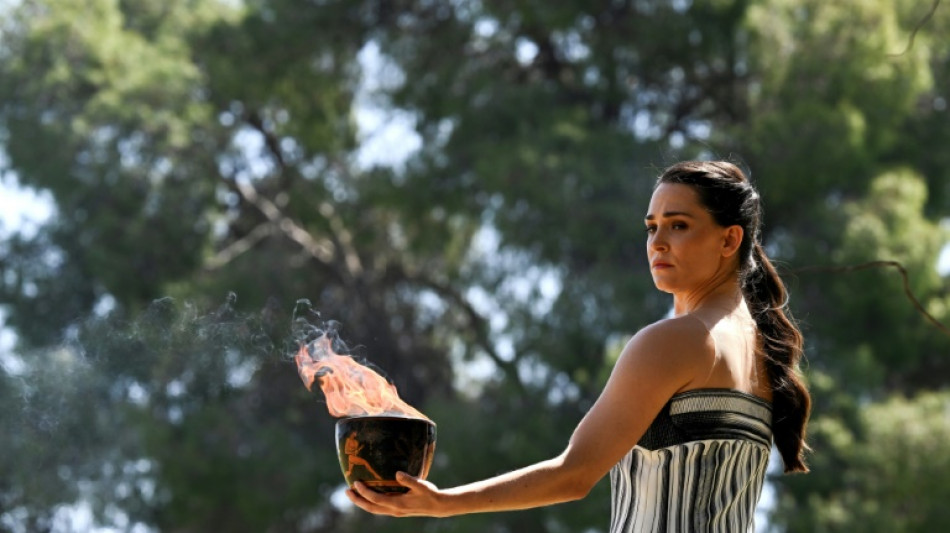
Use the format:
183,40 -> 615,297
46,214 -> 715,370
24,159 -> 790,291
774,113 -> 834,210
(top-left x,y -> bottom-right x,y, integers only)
395,471 -> 419,487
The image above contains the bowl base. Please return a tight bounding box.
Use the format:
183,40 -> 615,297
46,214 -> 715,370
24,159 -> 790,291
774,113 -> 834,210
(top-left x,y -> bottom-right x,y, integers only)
360,480 -> 409,493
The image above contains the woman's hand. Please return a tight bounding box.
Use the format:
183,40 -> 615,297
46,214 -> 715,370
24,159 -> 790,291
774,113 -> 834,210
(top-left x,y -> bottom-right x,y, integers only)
346,472 -> 448,518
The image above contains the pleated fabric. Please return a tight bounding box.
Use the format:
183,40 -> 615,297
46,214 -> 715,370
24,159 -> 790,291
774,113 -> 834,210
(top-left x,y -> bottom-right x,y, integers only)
609,389 -> 773,533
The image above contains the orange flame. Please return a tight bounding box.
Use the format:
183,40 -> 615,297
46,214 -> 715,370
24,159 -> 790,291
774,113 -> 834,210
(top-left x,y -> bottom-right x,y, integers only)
294,334 -> 429,420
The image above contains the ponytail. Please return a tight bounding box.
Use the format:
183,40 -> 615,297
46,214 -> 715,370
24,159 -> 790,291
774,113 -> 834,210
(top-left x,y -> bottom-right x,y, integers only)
745,243 -> 811,473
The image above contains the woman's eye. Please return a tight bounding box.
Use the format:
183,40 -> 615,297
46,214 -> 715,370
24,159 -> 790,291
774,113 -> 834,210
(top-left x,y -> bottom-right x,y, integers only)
645,225 -> 657,234
672,222 -> 687,230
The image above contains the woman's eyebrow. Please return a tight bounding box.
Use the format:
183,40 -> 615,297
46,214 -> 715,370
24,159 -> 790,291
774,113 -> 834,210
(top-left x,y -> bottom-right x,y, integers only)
644,211 -> 696,221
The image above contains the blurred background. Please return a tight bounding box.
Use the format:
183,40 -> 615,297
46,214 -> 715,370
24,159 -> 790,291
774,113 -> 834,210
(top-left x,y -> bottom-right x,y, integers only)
1,0 -> 949,531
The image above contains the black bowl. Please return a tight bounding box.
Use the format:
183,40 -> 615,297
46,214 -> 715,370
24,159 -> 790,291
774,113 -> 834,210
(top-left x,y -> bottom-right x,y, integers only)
335,416 -> 436,493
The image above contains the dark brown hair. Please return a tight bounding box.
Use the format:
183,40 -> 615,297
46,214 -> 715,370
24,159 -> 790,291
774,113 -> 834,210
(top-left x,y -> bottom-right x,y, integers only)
657,160 -> 811,473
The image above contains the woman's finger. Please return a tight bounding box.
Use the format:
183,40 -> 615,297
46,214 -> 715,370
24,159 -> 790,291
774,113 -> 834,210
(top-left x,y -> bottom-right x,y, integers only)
348,483 -> 401,516
395,471 -> 421,489
352,482 -> 385,504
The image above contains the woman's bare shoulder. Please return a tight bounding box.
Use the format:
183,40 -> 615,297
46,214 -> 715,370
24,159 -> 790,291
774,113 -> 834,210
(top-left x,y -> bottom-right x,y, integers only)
622,315 -> 717,374
633,315 -> 715,353
604,315 -> 717,407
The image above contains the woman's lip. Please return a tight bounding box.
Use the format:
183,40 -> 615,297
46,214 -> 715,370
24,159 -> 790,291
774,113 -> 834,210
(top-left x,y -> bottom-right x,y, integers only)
652,262 -> 673,269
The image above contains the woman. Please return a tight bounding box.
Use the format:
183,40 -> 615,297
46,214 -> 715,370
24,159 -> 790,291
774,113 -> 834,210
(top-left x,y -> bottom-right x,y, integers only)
347,161 -> 811,532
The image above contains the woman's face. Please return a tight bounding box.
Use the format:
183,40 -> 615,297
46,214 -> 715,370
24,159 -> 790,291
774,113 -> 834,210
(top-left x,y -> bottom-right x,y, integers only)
645,183 -> 739,295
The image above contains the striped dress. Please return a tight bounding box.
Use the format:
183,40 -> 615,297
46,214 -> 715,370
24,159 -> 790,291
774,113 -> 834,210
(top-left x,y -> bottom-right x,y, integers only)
609,389 -> 773,533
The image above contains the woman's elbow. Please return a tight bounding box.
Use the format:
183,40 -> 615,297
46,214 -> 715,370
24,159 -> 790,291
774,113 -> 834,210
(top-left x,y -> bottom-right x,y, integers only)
556,462 -> 600,502
549,447 -> 606,502
564,481 -> 593,502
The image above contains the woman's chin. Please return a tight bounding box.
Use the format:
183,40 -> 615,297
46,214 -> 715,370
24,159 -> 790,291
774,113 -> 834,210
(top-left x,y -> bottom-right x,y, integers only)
651,281 -> 677,294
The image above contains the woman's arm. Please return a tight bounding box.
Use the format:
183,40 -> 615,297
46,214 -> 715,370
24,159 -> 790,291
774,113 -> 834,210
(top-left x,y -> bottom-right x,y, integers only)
347,316 -> 713,517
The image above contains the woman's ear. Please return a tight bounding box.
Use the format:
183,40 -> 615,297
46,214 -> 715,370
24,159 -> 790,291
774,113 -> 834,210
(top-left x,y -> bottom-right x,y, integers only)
721,225 -> 744,258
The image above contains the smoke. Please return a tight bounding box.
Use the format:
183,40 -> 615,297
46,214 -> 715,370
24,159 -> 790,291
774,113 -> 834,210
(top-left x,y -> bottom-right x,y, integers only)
0,293 -> 334,531
288,297 -> 392,382
290,298 -> 349,357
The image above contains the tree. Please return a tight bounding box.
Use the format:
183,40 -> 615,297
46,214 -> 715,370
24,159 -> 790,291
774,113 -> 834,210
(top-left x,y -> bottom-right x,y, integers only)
773,391 -> 950,532
738,1 -> 950,530
0,0 -> 459,530
2,0 -> 949,531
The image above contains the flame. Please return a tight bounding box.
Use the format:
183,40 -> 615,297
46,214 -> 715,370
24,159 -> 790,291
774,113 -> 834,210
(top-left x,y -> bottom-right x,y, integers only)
294,334 -> 429,420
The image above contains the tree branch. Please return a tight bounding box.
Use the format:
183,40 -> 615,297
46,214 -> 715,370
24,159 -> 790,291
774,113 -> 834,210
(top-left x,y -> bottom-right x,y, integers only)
889,0 -> 941,58
789,260 -> 950,338
241,113 -> 365,279
390,266 -> 527,394
205,222 -> 273,270
227,178 -> 337,266
214,109 -> 365,283
246,110 -> 292,193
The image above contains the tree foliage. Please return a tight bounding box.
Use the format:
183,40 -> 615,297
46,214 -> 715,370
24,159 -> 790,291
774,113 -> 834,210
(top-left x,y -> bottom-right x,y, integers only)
1,0 -> 948,531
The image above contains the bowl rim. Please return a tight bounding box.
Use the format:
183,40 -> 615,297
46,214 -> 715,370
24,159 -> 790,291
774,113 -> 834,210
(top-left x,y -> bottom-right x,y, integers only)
334,415 -> 436,426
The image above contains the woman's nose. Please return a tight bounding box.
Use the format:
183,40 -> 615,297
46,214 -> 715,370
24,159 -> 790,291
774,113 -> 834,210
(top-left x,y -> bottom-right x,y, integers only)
650,231 -> 669,251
